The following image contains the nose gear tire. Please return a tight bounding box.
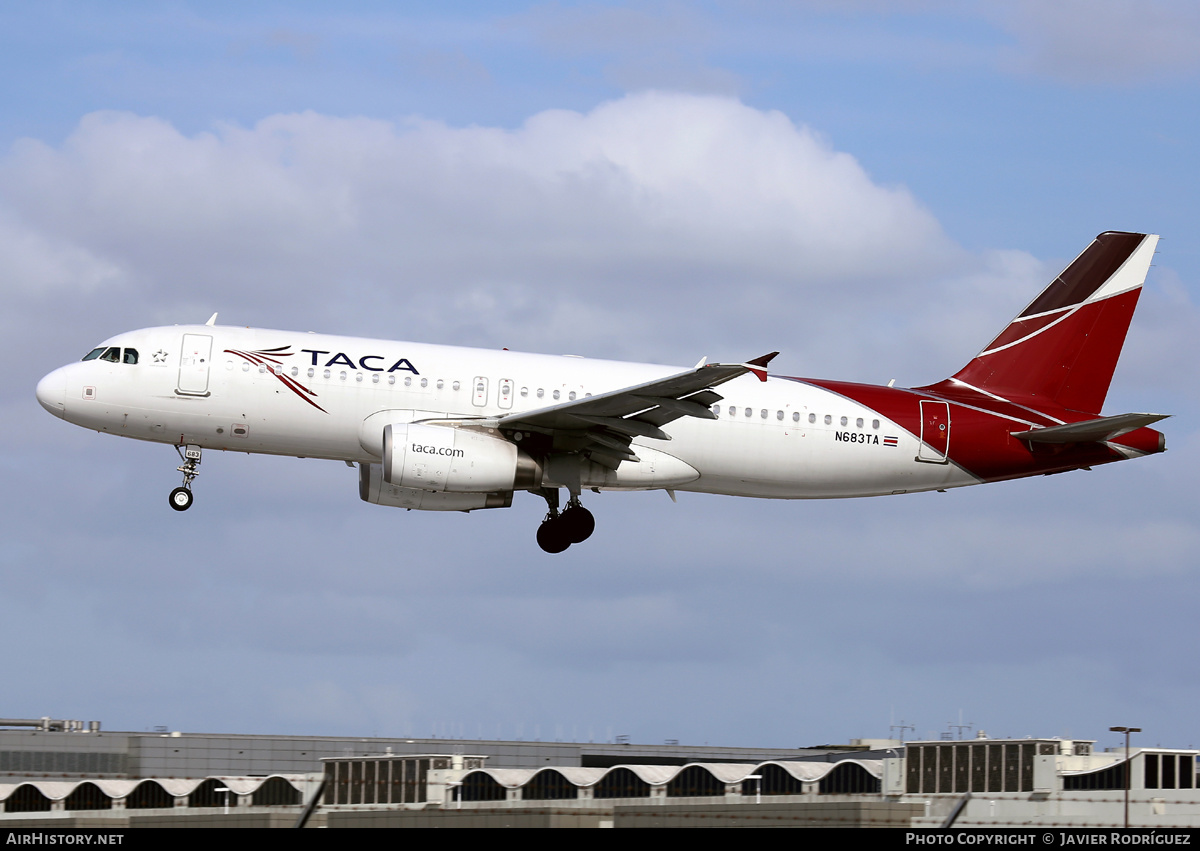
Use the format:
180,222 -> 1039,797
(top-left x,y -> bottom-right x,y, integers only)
169,487 -> 193,511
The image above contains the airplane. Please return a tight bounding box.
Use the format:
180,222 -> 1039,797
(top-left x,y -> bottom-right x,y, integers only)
36,231 -> 1168,553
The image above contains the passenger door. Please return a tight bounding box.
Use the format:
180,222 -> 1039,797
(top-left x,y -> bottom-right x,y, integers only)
177,334 -> 213,396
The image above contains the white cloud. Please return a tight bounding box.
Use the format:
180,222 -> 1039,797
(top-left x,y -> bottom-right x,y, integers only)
0,92 -> 958,365
0,212 -> 123,300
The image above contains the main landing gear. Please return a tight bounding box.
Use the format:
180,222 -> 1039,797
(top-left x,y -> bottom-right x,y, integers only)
535,489 -> 595,553
169,445 -> 202,512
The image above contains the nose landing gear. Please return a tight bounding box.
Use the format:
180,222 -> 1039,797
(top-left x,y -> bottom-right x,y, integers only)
169,444 -> 202,512
534,489 -> 596,553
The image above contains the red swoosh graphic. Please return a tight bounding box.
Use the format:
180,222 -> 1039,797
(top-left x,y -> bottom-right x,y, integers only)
225,348 -> 329,414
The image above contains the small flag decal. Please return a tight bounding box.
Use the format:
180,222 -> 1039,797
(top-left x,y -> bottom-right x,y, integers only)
883,436 -> 899,447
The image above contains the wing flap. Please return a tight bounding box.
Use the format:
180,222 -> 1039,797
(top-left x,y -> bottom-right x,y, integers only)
633,394 -> 718,420
575,414 -> 671,441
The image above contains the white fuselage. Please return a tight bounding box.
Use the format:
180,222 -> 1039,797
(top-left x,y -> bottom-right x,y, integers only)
37,325 -> 979,500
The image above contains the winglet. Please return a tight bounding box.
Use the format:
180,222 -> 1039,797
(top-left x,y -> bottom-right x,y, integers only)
744,351 -> 779,382
205,312 -> 218,326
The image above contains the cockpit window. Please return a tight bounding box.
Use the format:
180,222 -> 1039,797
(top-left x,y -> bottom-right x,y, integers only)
123,348 -> 138,364
99,347 -> 121,363
82,347 -> 106,361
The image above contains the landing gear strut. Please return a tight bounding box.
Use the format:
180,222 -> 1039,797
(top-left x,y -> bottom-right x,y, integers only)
169,444 -> 202,512
534,489 -> 595,553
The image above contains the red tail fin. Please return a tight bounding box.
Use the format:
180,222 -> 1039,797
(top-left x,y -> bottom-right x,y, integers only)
941,232 -> 1158,415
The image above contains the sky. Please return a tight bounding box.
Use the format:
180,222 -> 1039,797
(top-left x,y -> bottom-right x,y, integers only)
3,1 -> 1199,752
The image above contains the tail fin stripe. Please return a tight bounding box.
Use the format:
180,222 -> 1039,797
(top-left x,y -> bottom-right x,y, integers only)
1019,231 -> 1145,317
982,309 -> 1074,354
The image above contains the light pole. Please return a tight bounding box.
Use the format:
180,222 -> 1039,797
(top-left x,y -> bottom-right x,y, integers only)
214,785 -> 231,815
745,774 -> 762,804
1109,726 -> 1141,829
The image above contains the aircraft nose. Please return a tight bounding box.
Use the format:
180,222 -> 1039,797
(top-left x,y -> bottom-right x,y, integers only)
36,367 -> 67,418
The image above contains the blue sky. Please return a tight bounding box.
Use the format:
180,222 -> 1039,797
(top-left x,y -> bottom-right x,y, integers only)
3,2 -> 1199,750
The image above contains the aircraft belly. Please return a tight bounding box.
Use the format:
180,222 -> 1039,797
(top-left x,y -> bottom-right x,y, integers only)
671,417 -> 976,499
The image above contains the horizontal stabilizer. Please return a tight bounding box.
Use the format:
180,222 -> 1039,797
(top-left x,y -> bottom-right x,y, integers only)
1012,413 -> 1169,444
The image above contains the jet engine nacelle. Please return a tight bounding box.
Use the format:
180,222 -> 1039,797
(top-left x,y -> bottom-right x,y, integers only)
383,422 -> 539,493
359,462 -> 512,511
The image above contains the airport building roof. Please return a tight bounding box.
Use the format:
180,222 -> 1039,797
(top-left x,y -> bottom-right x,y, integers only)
0,725 -> 876,779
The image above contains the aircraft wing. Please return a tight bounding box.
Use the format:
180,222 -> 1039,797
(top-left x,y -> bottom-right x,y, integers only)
493,352 -> 777,469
